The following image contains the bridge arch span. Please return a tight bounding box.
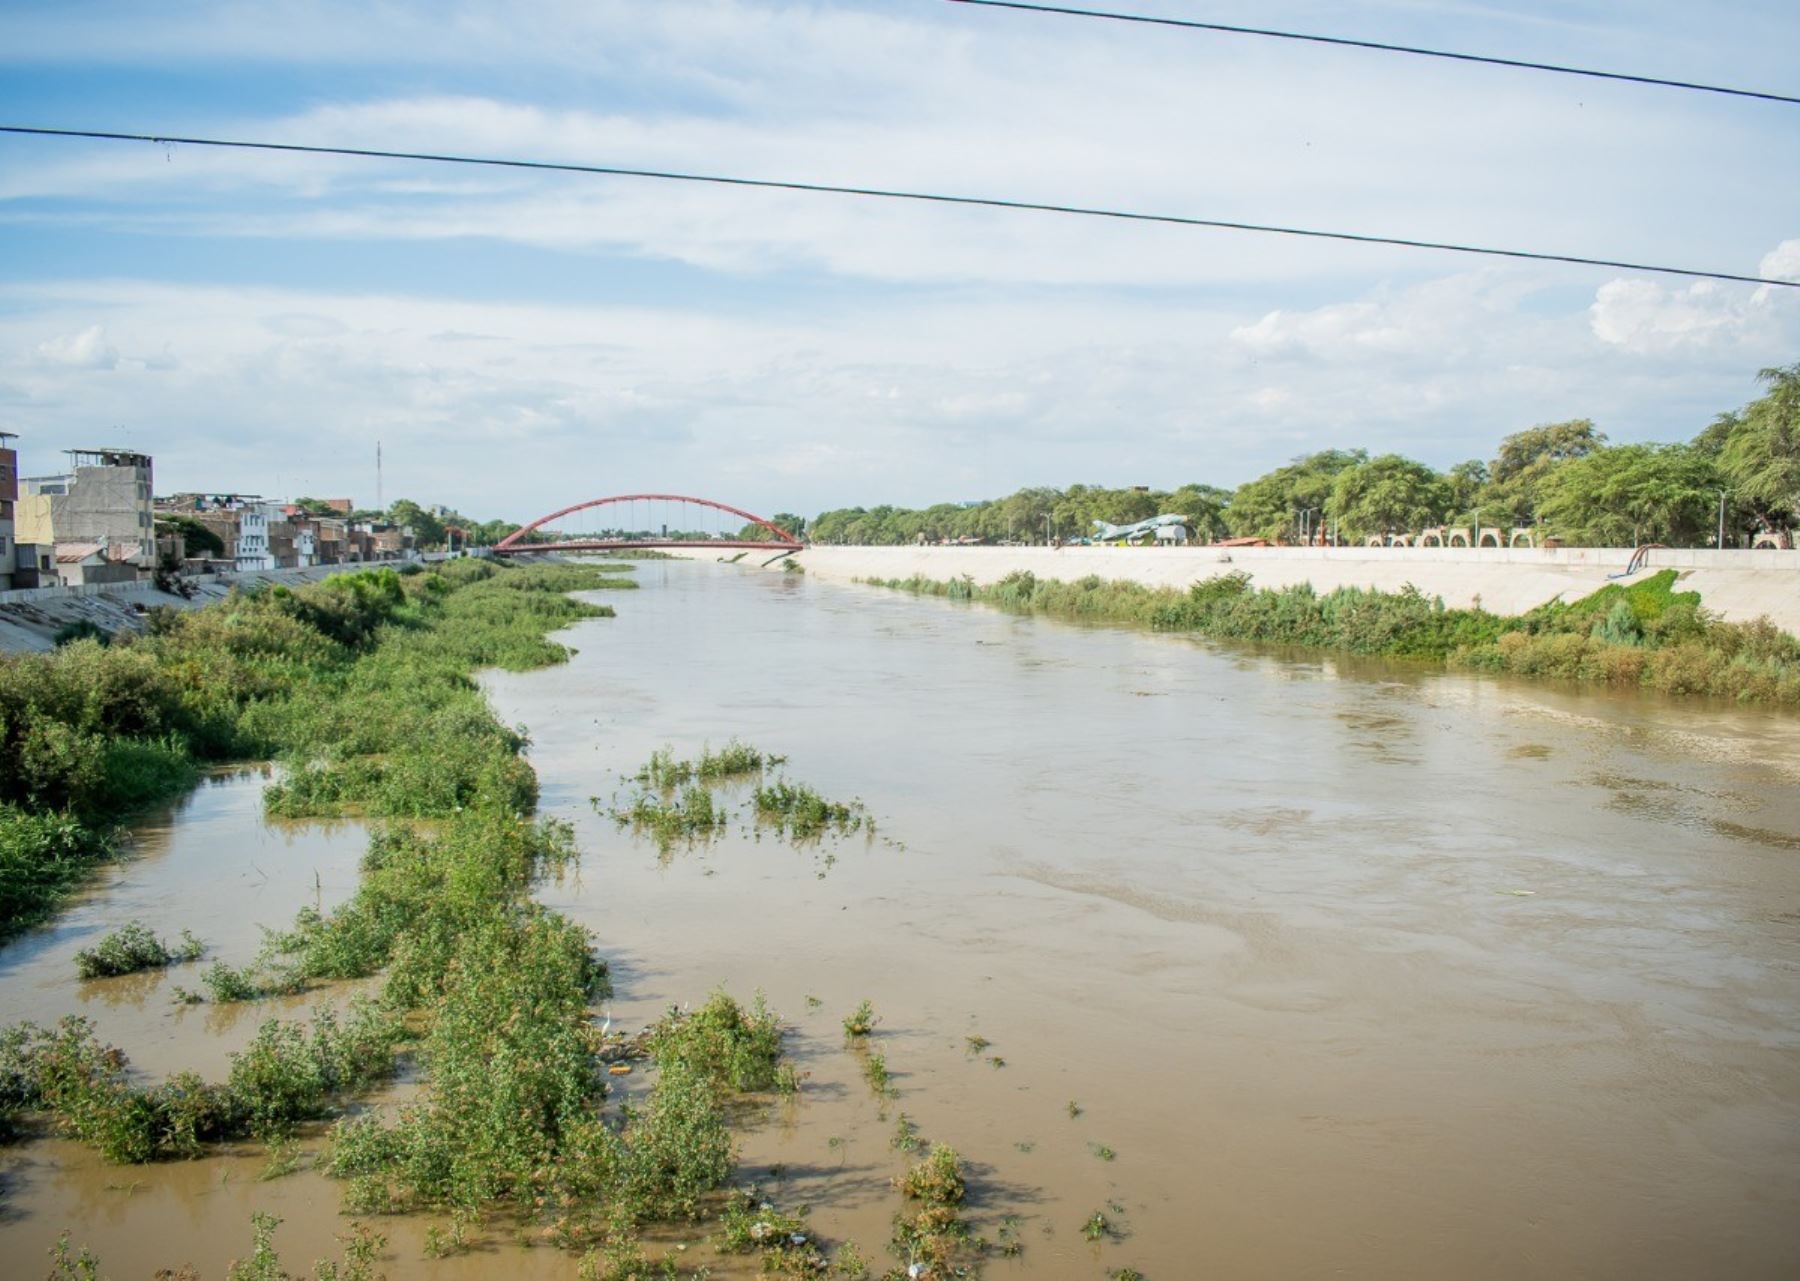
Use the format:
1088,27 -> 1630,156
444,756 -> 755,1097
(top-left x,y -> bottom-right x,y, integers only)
493,493 -> 803,553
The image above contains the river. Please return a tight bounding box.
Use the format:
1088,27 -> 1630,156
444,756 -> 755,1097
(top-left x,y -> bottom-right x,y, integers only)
3,559 -> 1798,1278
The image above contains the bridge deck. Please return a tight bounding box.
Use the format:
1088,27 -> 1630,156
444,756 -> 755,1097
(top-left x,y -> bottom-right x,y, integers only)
493,539 -> 802,554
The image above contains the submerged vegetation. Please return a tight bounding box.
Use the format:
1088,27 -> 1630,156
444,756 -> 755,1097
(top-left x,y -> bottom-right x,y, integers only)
842,999 -> 879,1038
602,743 -> 867,860
871,568 -> 1800,704
754,780 -> 867,839
2,559 -> 962,1275
0,999 -> 401,1161
635,739 -> 787,789
891,1144 -> 979,1279
73,921 -> 202,979
612,784 -> 731,851
44,1213 -> 387,1281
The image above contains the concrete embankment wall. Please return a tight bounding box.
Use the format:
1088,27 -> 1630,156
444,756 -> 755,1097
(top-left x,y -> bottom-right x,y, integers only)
0,562 -> 384,653
787,545 -> 1800,634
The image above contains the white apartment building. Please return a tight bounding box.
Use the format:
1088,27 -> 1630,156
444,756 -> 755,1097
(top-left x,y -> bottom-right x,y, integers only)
234,502 -> 277,572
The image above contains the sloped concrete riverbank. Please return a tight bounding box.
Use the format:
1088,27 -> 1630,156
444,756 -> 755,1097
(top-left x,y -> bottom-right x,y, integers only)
781,545 -> 1800,632
0,562 -> 378,652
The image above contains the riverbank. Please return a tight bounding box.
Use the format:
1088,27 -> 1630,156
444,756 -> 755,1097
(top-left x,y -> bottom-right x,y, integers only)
787,545 -> 1800,634
0,562 -> 394,653
859,565 -> 1800,704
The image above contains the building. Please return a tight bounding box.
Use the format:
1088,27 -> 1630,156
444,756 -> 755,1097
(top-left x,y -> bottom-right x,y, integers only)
13,543 -> 52,589
52,541 -> 138,587
159,494 -> 281,572
0,432 -> 17,590
311,515 -> 347,563
19,448 -> 155,572
282,507 -> 345,564
232,502 -> 280,571
267,517 -> 318,568
353,520 -> 416,561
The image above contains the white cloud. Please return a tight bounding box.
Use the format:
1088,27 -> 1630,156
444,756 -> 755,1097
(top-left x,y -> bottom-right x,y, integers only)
1760,239 -> 1800,285
33,325 -> 120,370
1589,267 -> 1799,354
1,258 -> 1793,521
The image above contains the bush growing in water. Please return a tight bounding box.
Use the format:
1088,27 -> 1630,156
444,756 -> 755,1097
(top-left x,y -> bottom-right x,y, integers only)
890,1145 -> 977,1277
0,1001 -> 400,1161
634,739 -> 784,789
842,999 -> 879,1038
754,780 -> 865,839
609,784 -> 729,852
74,921 -> 202,979
646,989 -> 785,1093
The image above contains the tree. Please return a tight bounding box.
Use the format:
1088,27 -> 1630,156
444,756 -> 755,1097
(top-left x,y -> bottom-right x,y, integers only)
386,499 -> 446,548
1466,419 -> 1608,530
1492,418 -> 1605,481
466,519 -> 518,546
1325,455 -> 1451,542
1536,443 -> 1720,546
1717,363 -> 1800,527
997,488 -> 1056,542
156,515 -> 224,558
1445,459 -> 1488,514
1226,450 -> 1365,541
1165,484 -> 1232,542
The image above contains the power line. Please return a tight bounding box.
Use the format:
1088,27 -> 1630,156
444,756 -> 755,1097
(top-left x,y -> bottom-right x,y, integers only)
942,0 -> 1800,107
2,123 -> 1794,289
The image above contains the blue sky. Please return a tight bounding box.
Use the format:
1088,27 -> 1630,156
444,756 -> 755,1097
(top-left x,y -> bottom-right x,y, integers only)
1,0 -> 1796,522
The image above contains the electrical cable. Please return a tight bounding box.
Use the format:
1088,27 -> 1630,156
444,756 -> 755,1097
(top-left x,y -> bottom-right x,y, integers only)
941,0 -> 1800,107
2,124 -> 1793,288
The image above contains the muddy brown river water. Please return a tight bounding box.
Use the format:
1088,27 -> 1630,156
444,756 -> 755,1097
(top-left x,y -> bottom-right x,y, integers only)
3,559 -> 1798,1279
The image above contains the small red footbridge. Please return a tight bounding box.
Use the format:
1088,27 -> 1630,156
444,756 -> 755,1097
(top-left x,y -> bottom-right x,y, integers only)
492,494 -> 804,556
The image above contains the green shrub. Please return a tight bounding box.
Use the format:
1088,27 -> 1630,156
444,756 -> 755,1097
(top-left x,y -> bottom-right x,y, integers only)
842,999 -> 878,1038
52,620 -> 109,648
74,921 -> 202,979
891,1146 -> 976,1276
646,989 -> 785,1093
608,783 -> 728,852
227,1001 -> 403,1141
753,780 -> 864,839
620,1059 -> 733,1220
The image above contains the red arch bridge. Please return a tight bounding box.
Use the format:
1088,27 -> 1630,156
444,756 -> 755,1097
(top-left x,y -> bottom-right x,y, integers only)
492,494 -> 804,556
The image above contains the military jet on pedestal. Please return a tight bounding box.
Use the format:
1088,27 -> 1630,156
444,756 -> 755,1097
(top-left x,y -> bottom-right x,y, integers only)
1089,514 -> 1192,544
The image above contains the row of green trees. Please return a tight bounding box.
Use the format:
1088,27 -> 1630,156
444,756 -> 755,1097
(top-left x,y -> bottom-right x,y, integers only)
806,364 -> 1800,548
